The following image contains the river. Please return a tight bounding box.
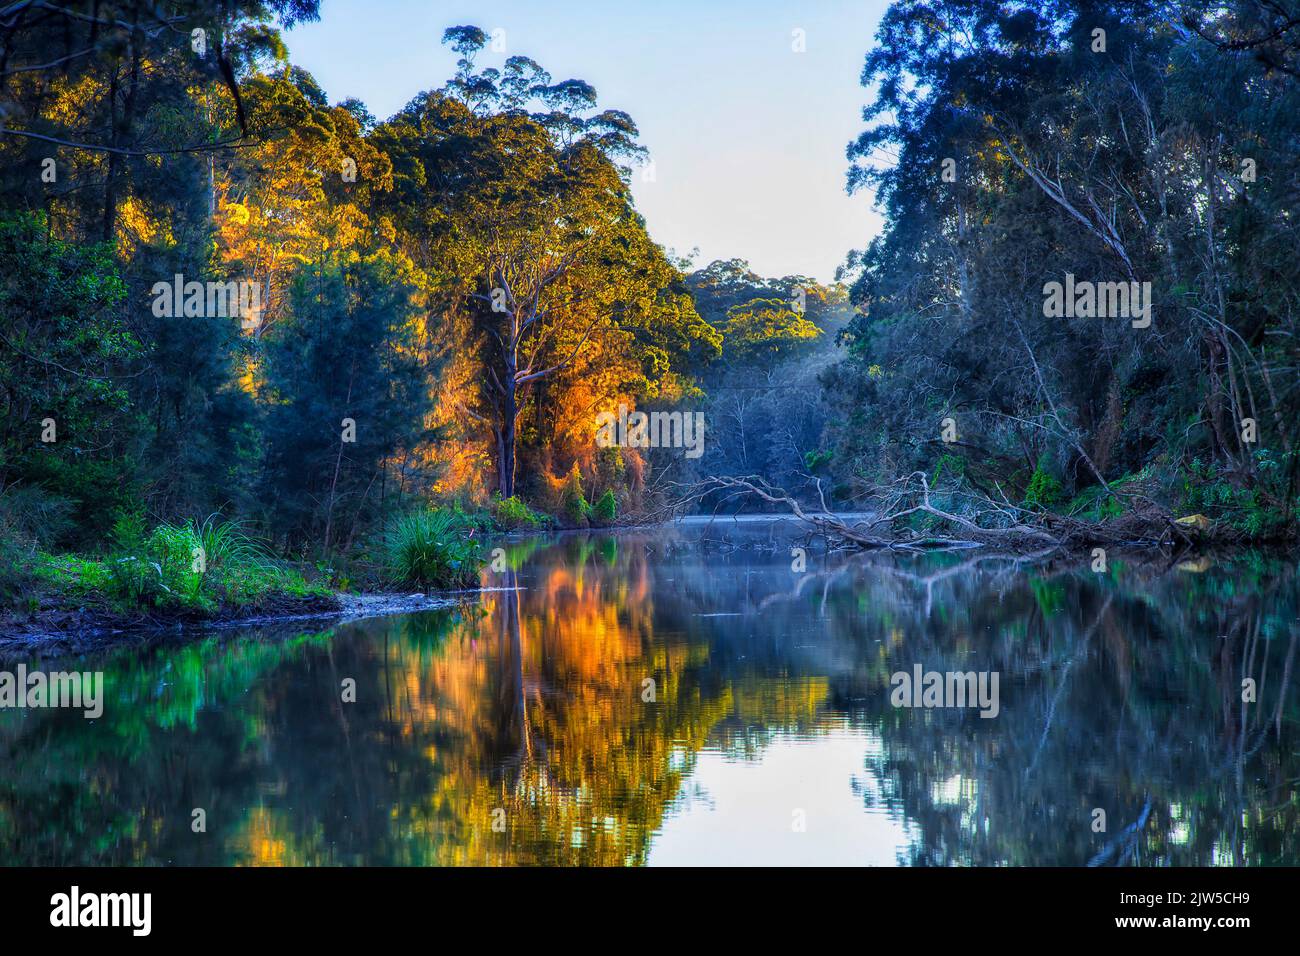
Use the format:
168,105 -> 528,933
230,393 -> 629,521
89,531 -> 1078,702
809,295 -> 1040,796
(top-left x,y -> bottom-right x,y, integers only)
1,518 -> 1297,865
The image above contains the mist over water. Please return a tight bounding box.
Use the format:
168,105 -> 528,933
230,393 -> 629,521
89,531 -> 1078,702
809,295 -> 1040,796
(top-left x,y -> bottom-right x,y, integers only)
2,520 -> 1296,866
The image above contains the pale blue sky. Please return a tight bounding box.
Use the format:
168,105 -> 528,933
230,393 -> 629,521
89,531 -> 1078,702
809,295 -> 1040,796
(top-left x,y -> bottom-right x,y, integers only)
284,0 -> 889,283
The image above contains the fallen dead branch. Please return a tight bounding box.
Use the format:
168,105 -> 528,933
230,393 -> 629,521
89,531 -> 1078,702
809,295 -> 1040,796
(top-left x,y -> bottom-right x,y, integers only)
676,472 -> 1194,554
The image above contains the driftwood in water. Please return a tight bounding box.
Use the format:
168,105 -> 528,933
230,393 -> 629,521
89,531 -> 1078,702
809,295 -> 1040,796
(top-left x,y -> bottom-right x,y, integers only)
679,472 -> 1194,554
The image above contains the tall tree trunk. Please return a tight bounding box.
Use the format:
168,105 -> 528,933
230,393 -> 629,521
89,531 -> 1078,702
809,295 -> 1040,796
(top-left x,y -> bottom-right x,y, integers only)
498,313 -> 520,497
323,360 -> 357,553
500,388 -> 517,498
102,66 -> 120,241
101,9 -> 140,241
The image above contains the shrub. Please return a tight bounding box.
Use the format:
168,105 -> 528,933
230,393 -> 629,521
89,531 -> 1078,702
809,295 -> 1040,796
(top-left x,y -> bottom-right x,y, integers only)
192,515 -> 304,606
1181,456 -> 1291,539
0,538 -> 34,608
560,464 -> 590,527
103,512 -> 299,611
194,514 -> 277,574
147,521 -> 206,603
931,452 -> 965,486
493,494 -> 546,531
803,449 -> 834,472
103,514 -> 207,610
104,510 -> 156,606
382,508 -> 482,588
1022,460 -> 1064,510
591,489 -> 617,526
450,499 -> 496,532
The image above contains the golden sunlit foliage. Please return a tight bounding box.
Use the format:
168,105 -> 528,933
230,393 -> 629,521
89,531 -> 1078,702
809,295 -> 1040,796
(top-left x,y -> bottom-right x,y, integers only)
0,3 -> 725,545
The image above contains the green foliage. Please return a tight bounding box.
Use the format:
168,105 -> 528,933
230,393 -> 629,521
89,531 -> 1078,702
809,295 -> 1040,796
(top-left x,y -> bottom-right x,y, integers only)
30,553 -> 112,594
804,449 -> 834,472
591,489 -> 618,526
1022,461 -> 1064,510
0,213 -> 140,543
1064,485 -> 1124,521
443,500 -> 493,533
1182,457 -> 1291,539
721,296 -> 822,366
103,511 -> 157,607
98,512 -> 315,613
931,453 -> 965,486
493,495 -> 547,531
682,261 -> 852,504
148,521 -> 207,604
0,486 -> 75,605
378,55 -> 717,502
824,0 -> 1300,539
259,253 -> 435,551
0,12 -> 723,557
560,464 -> 591,527
0,527 -> 34,609
382,508 -> 483,588
194,514 -> 277,575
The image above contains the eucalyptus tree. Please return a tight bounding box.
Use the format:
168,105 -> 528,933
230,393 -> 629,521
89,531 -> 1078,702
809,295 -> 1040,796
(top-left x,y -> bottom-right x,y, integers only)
833,0 -> 1300,534
373,27 -> 717,501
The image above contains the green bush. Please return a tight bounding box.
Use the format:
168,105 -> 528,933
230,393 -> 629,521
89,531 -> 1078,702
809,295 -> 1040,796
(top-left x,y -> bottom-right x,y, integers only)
104,511 -> 158,606
194,514 -> 277,573
0,540 -> 34,608
493,494 -> 546,531
1181,456 -> 1290,539
560,464 -> 591,527
591,489 -> 617,526
104,514 -> 209,610
0,213 -> 139,545
803,449 -> 834,472
148,521 -> 207,603
931,452 -> 965,486
382,508 -> 483,588
450,499 -> 496,532
102,512 -> 304,611
1022,460 -> 1064,510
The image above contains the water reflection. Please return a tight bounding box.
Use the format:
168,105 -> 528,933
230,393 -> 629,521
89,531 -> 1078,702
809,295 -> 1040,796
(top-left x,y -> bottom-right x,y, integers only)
1,520 -> 1297,866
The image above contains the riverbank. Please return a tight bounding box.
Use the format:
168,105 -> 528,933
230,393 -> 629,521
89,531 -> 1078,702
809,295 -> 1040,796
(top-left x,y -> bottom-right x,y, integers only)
7,507 -> 1290,655
0,496 -> 633,650
0,586 -> 466,655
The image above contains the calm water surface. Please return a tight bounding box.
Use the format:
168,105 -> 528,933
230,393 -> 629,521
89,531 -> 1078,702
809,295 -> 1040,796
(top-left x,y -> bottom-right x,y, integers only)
2,519 -> 1298,866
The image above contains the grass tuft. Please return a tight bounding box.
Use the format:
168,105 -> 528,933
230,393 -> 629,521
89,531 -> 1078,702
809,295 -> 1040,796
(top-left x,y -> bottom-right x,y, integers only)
382,508 -> 483,588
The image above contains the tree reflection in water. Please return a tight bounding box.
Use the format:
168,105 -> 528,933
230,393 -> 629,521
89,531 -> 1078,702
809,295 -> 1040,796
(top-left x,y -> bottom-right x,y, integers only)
1,522 -> 1296,866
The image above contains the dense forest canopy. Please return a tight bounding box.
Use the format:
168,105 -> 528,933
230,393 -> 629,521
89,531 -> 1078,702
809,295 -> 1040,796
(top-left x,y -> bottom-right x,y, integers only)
828,0 -> 1300,539
0,3 -> 736,564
